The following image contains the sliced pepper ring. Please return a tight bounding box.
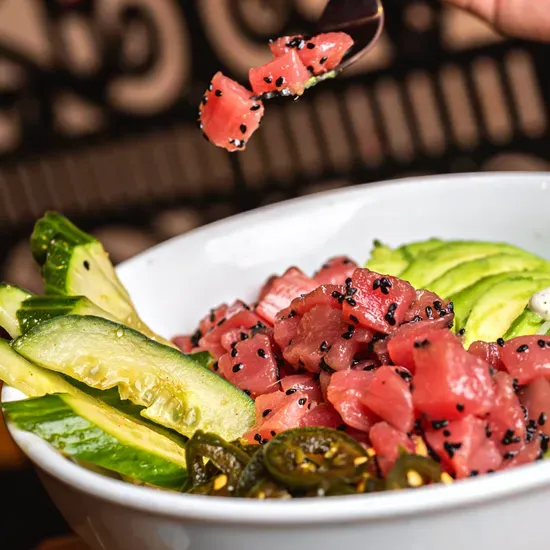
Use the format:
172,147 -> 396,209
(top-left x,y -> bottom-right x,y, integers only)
263,427 -> 369,490
385,453 -> 442,491
185,430 -> 251,490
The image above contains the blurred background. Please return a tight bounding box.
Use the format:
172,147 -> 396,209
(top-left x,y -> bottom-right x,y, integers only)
0,0 -> 548,548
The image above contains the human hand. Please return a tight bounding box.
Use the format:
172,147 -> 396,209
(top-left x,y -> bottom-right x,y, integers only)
443,0 -> 550,42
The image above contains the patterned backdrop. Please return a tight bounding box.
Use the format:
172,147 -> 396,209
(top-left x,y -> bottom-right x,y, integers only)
0,1 -> 549,548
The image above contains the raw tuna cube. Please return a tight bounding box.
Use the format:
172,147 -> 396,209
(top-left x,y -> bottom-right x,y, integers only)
199,72 -> 264,152
370,421 -> 415,476
249,50 -> 311,97
501,335 -> 550,384
327,370 -> 379,432
412,329 -> 495,420
342,268 -> 417,334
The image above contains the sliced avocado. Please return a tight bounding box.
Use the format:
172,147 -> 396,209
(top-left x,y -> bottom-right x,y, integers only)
0,283 -> 32,338
463,277 -> 550,347
399,241 -> 543,289
365,240 -> 409,276
396,238 -> 445,262
503,308 -> 545,340
0,340 -> 188,488
452,270 -> 550,332
16,295 -> 119,335
428,253 -> 550,299
12,315 -> 255,441
29,212 -> 175,348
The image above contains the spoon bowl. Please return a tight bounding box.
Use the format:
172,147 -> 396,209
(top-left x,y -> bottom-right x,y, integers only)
316,0 -> 385,72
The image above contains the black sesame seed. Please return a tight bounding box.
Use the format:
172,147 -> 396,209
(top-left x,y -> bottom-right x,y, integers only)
257,348 -> 266,358
502,429 -> 521,445
516,344 -> 529,353
345,277 -> 353,286
396,369 -> 413,382
512,378 -> 520,394
286,388 -> 297,395
539,413 -> 547,426
425,306 -> 433,318
254,434 -> 262,443
217,317 -> 226,327
202,95 -> 208,105
458,328 -> 466,336
288,310 -> 297,318
240,332 -> 248,341
320,341 -> 328,352
270,430 -> 277,437
209,309 -> 216,322
275,76 -> 284,87
503,451 -> 517,460
264,76 -> 273,84
414,339 -> 430,348
208,83 -> 213,91
341,332 -> 353,340
431,420 -> 449,430
443,429 -> 451,437
469,470 -> 479,477
250,104 -> 261,111
215,89 -> 222,97
485,424 -> 492,438
307,42 -> 315,49
232,363 -> 244,373
213,362 -> 219,371
380,286 -> 390,295
456,403 -> 465,412
320,56 -> 328,64
262,409 -> 272,418
350,315 -> 359,324
332,290 -> 342,299
190,329 -> 202,348
373,279 -> 381,290
497,338 -> 505,347
231,348 -> 238,358
298,398 -> 307,406
443,441 -> 462,459
347,298 -> 357,307
447,302 -> 454,313
307,65 -> 314,72
240,124 -> 247,134
538,339 -> 547,348
541,433 -> 550,453
433,301 -> 442,311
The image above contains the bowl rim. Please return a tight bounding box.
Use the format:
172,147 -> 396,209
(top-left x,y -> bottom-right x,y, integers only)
4,170 -> 550,525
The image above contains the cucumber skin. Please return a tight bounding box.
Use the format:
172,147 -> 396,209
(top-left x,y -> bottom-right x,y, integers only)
12,315 -> 256,441
30,211 -> 94,267
0,283 -> 32,338
2,394 -> 187,490
17,295 -> 119,335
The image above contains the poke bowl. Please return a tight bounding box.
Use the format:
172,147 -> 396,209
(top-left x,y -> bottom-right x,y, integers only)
2,172 -> 550,550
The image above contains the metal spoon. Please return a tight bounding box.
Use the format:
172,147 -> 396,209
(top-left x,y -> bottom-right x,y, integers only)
258,0 -> 384,99
316,0 -> 385,73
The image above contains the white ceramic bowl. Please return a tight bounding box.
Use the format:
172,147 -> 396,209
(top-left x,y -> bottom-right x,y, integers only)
4,172 -> 550,550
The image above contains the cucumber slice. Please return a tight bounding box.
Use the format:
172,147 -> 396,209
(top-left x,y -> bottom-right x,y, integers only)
503,308 -> 545,340
364,241 -> 409,276
12,315 -> 255,441
2,394 -> 188,489
0,340 -> 188,488
29,212 -> 175,348
0,283 -> 32,338
452,270 -> 550,332
399,241 -> 543,289
463,277 -> 550,347
428,253 -> 550,300
16,295 -> 119,334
